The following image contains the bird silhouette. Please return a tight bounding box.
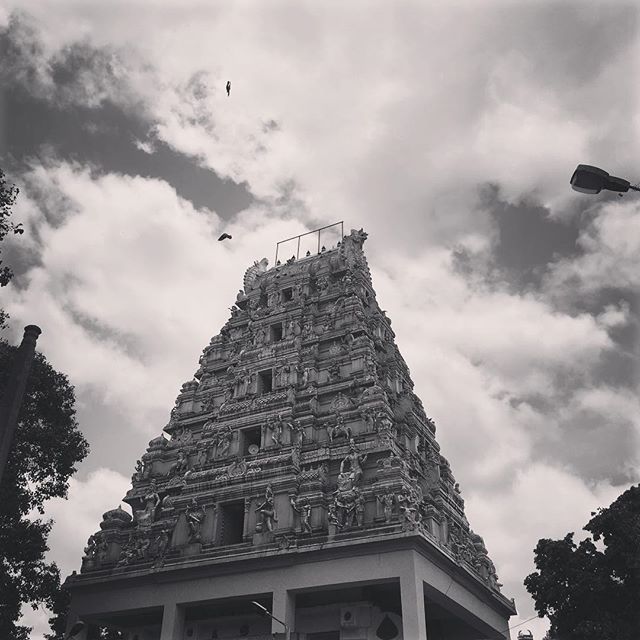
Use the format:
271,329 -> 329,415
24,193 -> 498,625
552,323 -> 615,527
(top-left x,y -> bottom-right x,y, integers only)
218,233 -> 232,241
226,81 -> 231,96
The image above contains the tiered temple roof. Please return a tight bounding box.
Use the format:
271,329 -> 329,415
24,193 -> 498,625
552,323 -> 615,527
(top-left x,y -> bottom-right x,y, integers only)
80,227 -> 504,601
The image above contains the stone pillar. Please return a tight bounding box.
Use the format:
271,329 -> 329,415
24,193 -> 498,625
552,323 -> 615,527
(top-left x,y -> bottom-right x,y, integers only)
160,602 -> 185,640
271,588 -> 295,638
0,325 -> 41,484
400,567 -> 428,639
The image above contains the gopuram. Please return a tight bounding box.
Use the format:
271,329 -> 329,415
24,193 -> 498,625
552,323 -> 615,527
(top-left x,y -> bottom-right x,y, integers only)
65,226 -> 516,640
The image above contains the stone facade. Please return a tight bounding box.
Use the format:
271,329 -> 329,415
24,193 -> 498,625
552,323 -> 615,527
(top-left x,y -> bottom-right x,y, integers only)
68,228 -> 515,640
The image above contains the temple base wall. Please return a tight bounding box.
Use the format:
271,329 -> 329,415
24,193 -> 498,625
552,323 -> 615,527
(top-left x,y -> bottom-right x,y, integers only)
67,547 -> 512,640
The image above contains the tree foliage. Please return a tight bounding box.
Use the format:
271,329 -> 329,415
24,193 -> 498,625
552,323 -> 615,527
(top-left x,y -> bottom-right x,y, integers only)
0,167 -> 23,289
525,485 -> 640,640
0,342 -> 90,639
0,166 -> 90,639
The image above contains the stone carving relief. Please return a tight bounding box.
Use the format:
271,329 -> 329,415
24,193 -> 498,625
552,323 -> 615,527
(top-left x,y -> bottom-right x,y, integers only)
243,257 -> 269,292
340,439 -> 368,485
376,492 -> 395,523
185,498 -> 204,543
262,415 -> 283,448
290,495 -> 312,534
255,484 -> 277,533
134,481 -> 161,527
327,414 -> 351,443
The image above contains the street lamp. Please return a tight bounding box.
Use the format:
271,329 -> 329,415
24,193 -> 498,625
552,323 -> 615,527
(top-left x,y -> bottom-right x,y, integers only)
251,601 -> 289,639
570,164 -> 640,195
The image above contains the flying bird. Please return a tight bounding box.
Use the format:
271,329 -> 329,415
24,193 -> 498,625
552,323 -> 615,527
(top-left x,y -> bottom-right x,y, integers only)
218,233 -> 232,241
226,81 -> 231,96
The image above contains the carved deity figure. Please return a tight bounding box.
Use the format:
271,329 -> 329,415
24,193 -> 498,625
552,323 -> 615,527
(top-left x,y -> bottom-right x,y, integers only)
377,492 -> 395,523
299,366 -> 310,388
171,427 -> 193,449
255,484 -> 278,533
301,320 -> 313,339
332,472 -> 362,530
133,459 -> 144,483
291,440 -> 302,473
327,362 -> 341,382
288,418 -> 304,445
233,369 -> 246,397
340,439 -> 368,486
263,416 -> 282,448
290,496 -> 312,534
360,408 -> 375,432
84,534 -> 98,558
134,481 -> 160,527
97,537 -> 109,564
375,412 -> 396,444
185,498 -> 204,543
253,326 -> 266,347
327,503 -> 340,527
117,536 -> 137,567
267,288 -> 280,309
152,529 -> 170,566
327,414 -> 351,443
174,450 -> 189,475
135,537 -> 150,560
216,426 -> 232,458
275,364 -> 291,387
397,490 -> 421,530
363,352 -> 376,377
195,447 -> 208,469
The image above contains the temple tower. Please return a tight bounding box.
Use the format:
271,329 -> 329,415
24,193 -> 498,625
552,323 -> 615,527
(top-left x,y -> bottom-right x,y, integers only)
66,226 -> 516,640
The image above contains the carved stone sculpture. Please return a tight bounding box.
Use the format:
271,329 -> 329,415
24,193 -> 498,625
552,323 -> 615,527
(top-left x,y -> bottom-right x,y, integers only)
134,481 -> 160,527
288,418 -> 304,445
216,426 -> 233,458
340,439 -> 367,486
290,496 -> 312,534
327,414 -> 351,443
377,492 -> 395,523
152,528 -> 171,567
83,534 -> 98,559
263,416 -> 282,448
185,498 -> 204,543
255,484 -> 277,533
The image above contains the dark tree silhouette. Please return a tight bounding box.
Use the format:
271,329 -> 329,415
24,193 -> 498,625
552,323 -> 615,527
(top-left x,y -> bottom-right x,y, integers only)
0,167 -> 90,638
0,342 -> 89,639
0,168 -> 23,329
525,485 -> 640,640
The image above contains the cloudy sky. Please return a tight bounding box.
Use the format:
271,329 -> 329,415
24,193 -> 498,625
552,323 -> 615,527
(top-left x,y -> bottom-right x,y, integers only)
1,2 -> 639,637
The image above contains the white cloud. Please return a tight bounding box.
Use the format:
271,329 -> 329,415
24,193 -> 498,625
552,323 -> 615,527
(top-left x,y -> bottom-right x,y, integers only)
3,3 -> 640,638
6,162 -> 309,432
20,468 -> 131,638
546,198 -> 640,298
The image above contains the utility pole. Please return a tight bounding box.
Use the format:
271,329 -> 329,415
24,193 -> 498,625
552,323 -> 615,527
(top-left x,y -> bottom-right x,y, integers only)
0,325 -> 42,484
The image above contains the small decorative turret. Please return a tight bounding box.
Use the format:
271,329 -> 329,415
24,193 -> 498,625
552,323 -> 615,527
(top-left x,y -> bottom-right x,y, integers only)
99,505 -> 132,530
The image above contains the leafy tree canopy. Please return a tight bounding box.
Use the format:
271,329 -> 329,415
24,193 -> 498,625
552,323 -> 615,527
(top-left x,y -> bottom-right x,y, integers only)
0,167 -> 90,639
0,167 -> 23,289
525,485 -> 640,640
0,342 -> 90,639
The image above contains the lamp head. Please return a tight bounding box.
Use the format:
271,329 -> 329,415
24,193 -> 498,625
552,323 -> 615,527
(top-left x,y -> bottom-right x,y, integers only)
571,164 -> 631,194
250,601 -> 269,616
